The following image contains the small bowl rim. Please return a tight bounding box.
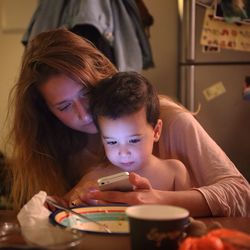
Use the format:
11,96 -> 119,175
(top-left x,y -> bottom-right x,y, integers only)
125,204 -> 190,221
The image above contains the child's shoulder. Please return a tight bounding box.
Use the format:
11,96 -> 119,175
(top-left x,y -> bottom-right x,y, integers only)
160,158 -> 191,190
160,158 -> 188,173
161,158 -> 184,166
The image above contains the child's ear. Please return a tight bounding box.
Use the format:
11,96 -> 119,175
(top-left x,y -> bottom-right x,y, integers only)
153,119 -> 162,142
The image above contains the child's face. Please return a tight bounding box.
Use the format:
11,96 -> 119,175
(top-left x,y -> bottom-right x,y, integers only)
98,107 -> 162,172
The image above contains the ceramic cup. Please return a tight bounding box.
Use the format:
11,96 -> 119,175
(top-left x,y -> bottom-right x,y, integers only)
126,205 -> 190,250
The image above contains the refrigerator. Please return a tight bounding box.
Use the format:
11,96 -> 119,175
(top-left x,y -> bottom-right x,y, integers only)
178,0 -> 250,181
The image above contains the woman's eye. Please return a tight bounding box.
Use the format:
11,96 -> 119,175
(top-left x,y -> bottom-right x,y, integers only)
129,138 -> 141,144
106,141 -> 117,145
58,103 -> 72,111
79,89 -> 90,98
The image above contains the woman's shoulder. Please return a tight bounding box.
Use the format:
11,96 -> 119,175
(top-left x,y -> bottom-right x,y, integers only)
159,95 -> 187,113
159,95 -> 194,124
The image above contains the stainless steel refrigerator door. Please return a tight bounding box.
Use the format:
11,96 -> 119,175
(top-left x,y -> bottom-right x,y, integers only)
180,64 -> 250,181
179,0 -> 250,63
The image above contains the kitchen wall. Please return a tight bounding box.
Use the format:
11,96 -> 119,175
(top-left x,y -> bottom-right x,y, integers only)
143,0 -> 178,96
0,0 -> 37,149
0,0 -> 178,149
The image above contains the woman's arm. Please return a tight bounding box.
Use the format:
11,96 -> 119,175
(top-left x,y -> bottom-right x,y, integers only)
86,172 -> 212,217
160,108 -> 250,216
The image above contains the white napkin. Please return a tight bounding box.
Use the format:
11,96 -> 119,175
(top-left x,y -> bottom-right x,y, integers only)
17,190 -> 51,227
17,191 -> 81,248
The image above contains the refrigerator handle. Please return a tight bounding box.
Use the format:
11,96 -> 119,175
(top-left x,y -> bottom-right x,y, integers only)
187,0 -> 195,61
187,66 -> 195,112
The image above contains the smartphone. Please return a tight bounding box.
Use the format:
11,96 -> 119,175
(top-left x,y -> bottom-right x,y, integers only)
97,172 -> 134,192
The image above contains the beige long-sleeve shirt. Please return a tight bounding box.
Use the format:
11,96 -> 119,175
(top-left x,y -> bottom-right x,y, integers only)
69,95 -> 249,216
156,96 -> 250,216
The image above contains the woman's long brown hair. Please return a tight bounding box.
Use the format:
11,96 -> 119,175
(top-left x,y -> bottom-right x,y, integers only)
7,28 -> 117,210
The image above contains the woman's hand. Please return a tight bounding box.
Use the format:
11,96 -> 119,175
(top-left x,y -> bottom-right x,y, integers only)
63,179 -> 99,207
45,195 -> 68,211
86,172 -> 165,205
63,165 -> 121,207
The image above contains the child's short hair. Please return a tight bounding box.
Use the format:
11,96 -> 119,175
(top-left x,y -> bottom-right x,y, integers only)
90,71 -> 160,128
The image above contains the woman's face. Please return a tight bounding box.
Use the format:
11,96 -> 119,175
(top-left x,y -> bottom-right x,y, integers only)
39,74 -> 98,134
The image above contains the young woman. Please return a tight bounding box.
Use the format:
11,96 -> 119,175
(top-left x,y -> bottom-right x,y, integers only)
7,28 -> 249,216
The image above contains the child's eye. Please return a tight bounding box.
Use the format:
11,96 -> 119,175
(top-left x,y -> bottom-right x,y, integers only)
106,140 -> 117,145
129,138 -> 141,144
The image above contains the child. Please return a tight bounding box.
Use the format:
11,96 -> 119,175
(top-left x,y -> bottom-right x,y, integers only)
90,71 -> 192,191
68,71 -> 191,206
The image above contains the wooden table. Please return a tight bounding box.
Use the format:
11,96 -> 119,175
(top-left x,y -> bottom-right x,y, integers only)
0,210 -> 249,249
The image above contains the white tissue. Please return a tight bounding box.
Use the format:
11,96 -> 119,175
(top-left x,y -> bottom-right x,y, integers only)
17,190 -> 51,227
17,191 -> 81,248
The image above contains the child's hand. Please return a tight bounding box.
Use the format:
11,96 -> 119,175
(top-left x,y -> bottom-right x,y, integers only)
86,172 -> 159,205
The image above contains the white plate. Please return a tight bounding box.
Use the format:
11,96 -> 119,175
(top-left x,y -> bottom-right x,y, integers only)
50,205 -> 129,234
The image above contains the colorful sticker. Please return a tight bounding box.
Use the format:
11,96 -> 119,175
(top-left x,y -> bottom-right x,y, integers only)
200,7 -> 250,52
